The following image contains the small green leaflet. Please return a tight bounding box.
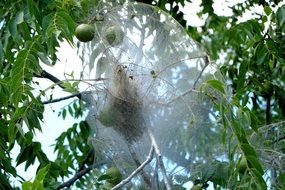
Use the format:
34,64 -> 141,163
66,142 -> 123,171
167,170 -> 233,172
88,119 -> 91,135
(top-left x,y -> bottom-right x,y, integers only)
206,79 -> 225,94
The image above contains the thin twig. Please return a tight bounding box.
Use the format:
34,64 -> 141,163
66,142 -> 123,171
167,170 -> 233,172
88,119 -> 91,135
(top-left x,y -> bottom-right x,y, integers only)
42,91 -> 93,104
166,57 -> 209,105
127,144 -> 152,187
42,93 -> 82,104
192,56 -> 209,89
38,70 -> 106,101
152,160 -> 159,190
111,146 -> 154,190
147,128 -> 172,190
57,167 -> 93,189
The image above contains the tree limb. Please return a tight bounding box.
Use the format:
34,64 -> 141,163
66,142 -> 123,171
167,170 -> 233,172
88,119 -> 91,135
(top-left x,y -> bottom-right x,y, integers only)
112,128 -> 172,190
127,144 -> 152,187
39,70 -> 66,89
57,161 -> 107,190
56,165 -> 93,189
147,128 -> 172,190
37,70 -> 106,102
111,146 -> 154,190
42,93 -> 82,104
42,91 -> 93,104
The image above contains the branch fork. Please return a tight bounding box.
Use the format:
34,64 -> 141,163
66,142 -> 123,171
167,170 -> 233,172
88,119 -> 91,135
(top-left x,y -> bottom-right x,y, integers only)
112,129 -> 172,190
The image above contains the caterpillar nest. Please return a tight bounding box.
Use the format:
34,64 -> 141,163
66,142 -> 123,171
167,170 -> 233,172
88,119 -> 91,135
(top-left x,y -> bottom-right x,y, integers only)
98,65 -> 146,143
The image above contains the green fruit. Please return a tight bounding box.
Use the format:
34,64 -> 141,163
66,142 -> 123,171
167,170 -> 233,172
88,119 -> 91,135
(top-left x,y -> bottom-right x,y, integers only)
75,24 -> 95,42
106,167 -> 122,185
104,25 -> 124,46
191,185 -> 202,190
239,157 -> 247,174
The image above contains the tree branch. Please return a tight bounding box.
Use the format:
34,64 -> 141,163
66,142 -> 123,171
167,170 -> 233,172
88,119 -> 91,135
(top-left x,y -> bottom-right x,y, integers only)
147,128 -> 172,190
57,161 -> 107,190
42,91 -> 93,104
42,93 -> 82,104
38,70 -> 107,86
37,70 -> 106,104
112,128 -> 172,190
127,144 -> 152,187
112,146 -> 154,190
166,56 -> 209,105
39,70 -> 65,89
57,165 -> 93,189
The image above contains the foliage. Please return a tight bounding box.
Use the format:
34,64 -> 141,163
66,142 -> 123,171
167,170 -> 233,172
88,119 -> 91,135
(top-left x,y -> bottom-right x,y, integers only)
0,0 -> 285,189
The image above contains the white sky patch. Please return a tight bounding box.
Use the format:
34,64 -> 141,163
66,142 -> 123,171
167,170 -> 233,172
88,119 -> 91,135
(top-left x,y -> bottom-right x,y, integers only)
180,0 -> 245,27
180,0 -> 204,26
213,0 -> 246,16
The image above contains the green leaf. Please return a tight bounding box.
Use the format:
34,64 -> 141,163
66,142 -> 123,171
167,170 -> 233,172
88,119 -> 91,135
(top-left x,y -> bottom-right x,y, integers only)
261,15 -> 267,23
42,11 -> 75,45
62,82 -> 78,93
21,164 -> 50,190
264,6 -> 272,16
236,62 -> 247,92
240,144 -> 257,158
0,41 -> 3,62
25,0 -> 40,27
16,123 -> 25,137
247,155 -> 263,175
9,36 -> 42,106
62,109 -> 67,120
277,173 -> 285,187
250,168 -> 267,189
254,43 -> 268,65
57,11 -> 75,42
8,124 -> 18,149
276,4 -> 285,26
1,158 -> 17,177
38,52 -> 52,65
98,174 -> 112,181
36,164 -> 50,182
0,172 -> 13,189
19,22 -> 32,40
237,109 -> 251,129
22,181 -> 33,190
79,121 -> 90,139
68,105 -> 74,116
9,10 -> 24,42
72,81 -> 80,88
211,161 -> 229,186
206,79 -> 225,94
0,79 -> 9,105
16,144 -> 34,166
33,180 -> 45,190
24,103 -> 44,132
249,112 -> 258,132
